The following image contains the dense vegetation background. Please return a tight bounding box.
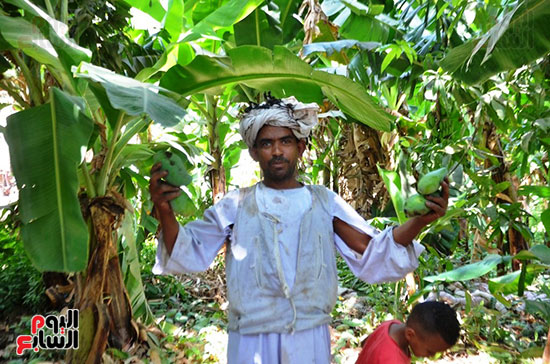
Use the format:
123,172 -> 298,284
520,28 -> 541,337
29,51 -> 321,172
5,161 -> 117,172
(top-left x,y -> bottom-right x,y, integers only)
0,0 -> 549,362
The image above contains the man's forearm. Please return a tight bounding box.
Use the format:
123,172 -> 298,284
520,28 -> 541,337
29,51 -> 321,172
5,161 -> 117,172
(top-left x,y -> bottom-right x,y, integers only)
392,217 -> 426,247
158,208 -> 179,255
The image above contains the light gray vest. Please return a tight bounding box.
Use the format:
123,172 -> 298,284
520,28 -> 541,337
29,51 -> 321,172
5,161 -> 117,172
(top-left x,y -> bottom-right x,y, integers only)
226,183 -> 338,334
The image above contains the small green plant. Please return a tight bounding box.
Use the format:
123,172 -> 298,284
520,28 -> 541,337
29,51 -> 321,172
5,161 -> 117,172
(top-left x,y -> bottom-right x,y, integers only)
0,228 -> 47,317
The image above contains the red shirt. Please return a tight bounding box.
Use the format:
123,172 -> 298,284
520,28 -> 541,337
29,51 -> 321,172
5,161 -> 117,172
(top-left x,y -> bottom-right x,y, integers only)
356,320 -> 411,364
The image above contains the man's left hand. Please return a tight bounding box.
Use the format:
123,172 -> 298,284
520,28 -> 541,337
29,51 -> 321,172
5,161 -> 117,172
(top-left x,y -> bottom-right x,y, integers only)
414,178 -> 449,226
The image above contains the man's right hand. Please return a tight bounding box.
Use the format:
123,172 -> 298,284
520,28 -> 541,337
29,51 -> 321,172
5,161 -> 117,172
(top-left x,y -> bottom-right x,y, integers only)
149,162 -> 181,254
149,162 -> 181,213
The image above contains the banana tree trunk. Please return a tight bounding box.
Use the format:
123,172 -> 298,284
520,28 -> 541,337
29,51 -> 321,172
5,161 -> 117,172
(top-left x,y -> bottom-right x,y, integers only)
337,122 -> 389,218
483,120 -> 527,270
67,196 -> 136,363
210,148 -> 226,204
206,95 -> 226,202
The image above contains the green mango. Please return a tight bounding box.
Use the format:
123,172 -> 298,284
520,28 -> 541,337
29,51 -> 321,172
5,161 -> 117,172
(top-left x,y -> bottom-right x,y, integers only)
153,150 -> 192,186
417,167 -> 447,195
404,194 -> 430,217
171,190 -> 197,217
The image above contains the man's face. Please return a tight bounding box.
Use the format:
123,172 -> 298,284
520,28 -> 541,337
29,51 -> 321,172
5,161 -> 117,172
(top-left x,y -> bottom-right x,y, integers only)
249,125 -> 306,186
406,328 -> 451,358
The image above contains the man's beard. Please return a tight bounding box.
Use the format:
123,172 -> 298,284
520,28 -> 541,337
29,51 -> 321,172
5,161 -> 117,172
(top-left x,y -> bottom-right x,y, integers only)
264,156 -> 296,182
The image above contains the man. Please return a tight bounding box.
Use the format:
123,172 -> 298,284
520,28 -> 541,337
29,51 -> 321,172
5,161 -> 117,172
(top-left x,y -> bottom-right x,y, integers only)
149,95 -> 449,363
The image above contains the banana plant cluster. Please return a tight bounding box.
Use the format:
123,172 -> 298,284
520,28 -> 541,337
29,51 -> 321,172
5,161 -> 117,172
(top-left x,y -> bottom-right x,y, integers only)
1,0 -> 550,361
0,0 -> 395,361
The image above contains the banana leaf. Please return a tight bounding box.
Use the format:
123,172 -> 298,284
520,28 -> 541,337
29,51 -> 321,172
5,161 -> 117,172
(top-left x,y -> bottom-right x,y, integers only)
120,212 -> 154,324
161,0 -> 184,41
0,15 -> 63,70
440,0 -> 550,85
6,0 -> 91,71
302,40 -> 380,57
273,0 -> 302,43
5,88 -> 93,272
514,244 -> 550,265
179,0 -> 265,43
339,12 -> 401,44
424,254 -> 506,283
234,8 -> 282,49
376,165 -> 406,224
122,0 -> 166,22
74,63 -> 186,127
160,45 -> 393,131
488,264 -> 544,295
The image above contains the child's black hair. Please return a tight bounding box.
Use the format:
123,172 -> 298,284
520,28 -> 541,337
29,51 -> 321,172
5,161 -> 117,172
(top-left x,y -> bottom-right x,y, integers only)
406,301 -> 460,346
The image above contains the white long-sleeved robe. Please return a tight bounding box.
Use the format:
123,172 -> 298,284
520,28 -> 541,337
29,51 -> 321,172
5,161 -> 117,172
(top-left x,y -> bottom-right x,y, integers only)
154,183 -> 424,363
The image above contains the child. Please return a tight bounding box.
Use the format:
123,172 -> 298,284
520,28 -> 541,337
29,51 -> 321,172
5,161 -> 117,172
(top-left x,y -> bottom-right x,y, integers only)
356,301 -> 460,363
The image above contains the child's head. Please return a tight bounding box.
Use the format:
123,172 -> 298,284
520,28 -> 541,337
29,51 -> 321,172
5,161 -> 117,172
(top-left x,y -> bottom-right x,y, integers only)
404,301 -> 460,358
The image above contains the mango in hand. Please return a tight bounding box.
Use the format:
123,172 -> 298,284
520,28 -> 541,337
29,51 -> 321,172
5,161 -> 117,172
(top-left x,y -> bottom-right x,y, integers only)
153,150 -> 192,187
417,167 -> 447,195
404,194 -> 430,217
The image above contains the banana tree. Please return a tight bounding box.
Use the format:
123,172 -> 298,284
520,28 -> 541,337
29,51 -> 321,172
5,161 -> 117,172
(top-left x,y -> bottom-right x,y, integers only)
0,0 -> 192,361
1,0 -> 397,362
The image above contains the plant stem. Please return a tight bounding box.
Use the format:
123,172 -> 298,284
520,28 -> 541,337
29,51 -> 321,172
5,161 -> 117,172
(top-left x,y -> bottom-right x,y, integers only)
216,95 -> 238,122
11,51 -> 43,105
0,80 -> 31,109
60,0 -> 68,24
81,161 -> 96,198
190,97 -> 213,123
97,112 -> 125,196
44,0 -> 55,17
47,65 -> 76,95
110,117 -> 151,172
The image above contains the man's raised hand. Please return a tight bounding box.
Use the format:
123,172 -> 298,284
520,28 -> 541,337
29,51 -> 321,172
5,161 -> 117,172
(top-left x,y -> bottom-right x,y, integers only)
149,162 -> 181,213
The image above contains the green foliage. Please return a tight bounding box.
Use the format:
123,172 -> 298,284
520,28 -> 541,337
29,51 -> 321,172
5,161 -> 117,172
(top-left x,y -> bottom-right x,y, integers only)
0,228 -> 46,317
74,62 -> 188,128
440,0 -> 550,85
1,0 -> 550,361
160,45 -> 394,131
5,88 -> 93,272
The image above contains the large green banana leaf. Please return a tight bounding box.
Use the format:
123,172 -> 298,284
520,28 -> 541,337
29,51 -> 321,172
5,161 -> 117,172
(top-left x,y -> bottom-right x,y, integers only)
233,0 -> 305,47
234,8 -> 283,49
179,0 -> 265,43
5,88 -> 93,272
160,45 -> 393,131
161,0 -> 184,41
0,15 -> 63,70
440,0 -> 550,85
273,0 -> 302,43
5,0 -> 91,70
74,63 -> 186,127
122,0 -> 166,22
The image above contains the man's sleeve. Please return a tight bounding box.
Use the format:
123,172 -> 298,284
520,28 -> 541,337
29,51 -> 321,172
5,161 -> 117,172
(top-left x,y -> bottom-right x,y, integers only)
328,190 -> 425,284
152,189 -> 239,275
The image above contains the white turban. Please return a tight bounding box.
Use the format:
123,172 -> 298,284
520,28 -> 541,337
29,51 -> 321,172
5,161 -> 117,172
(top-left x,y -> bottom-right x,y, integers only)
239,96 -> 320,149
